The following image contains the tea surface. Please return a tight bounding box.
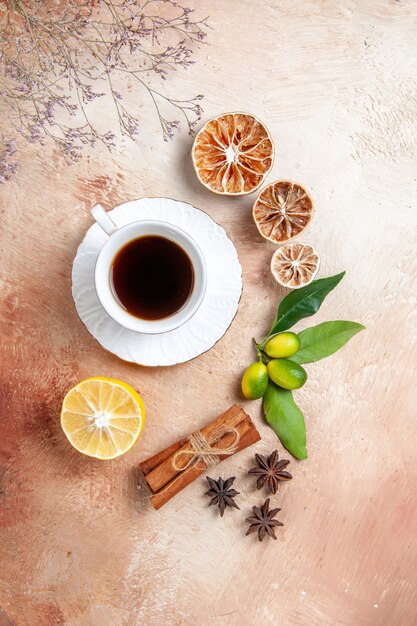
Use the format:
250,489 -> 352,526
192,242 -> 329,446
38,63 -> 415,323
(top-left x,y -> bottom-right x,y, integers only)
112,235 -> 194,320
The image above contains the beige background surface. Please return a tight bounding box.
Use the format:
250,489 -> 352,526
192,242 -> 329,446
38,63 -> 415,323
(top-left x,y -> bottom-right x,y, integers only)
1,1 -> 417,625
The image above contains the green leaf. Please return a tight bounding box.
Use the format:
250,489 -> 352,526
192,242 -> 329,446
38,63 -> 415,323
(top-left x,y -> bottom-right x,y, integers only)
263,382 -> 307,460
268,271 -> 345,336
289,321 -> 365,364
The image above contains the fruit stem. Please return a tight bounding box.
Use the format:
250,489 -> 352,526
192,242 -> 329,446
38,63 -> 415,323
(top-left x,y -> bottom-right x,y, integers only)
259,334 -> 271,348
253,337 -> 271,365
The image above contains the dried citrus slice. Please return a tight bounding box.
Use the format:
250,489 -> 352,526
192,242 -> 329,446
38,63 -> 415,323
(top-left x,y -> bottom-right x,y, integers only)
60,377 -> 145,459
192,112 -> 274,195
271,242 -> 320,289
253,180 -> 314,243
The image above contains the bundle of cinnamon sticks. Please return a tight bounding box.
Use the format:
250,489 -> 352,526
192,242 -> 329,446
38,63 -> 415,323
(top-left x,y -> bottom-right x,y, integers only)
139,404 -> 261,509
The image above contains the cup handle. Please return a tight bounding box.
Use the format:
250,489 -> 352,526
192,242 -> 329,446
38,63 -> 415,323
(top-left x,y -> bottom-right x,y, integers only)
91,204 -> 117,236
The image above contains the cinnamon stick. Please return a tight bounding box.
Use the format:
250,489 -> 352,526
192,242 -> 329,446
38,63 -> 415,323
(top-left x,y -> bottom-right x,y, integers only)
149,425 -> 261,510
143,404 -> 248,494
138,405 -> 261,510
139,438 -> 186,480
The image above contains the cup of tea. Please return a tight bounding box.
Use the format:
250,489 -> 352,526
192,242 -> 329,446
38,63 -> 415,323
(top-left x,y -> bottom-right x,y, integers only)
91,204 -> 207,334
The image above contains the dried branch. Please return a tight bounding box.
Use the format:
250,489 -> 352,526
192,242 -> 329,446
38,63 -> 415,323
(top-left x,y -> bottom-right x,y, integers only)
0,0 -> 209,181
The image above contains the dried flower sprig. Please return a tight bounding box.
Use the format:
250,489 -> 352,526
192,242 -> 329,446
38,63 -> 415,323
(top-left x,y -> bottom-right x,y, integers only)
0,138 -> 18,183
0,0 -> 209,181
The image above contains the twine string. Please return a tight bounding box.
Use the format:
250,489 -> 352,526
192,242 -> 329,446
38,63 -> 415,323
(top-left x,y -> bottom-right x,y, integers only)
171,427 -> 241,472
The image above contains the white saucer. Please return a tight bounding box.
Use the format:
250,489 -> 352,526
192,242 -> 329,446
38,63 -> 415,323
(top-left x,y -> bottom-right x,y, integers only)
72,198 -> 242,366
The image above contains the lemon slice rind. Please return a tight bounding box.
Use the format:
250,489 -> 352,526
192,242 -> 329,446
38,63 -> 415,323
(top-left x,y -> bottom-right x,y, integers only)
60,377 -> 145,460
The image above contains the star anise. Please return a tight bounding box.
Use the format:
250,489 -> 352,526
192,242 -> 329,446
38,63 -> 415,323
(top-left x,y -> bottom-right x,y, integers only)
245,498 -> 283,542
248,450 -> 292,494
205,476 -> 240,517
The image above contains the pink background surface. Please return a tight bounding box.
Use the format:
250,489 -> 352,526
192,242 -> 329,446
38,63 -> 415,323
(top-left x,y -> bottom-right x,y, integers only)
1,1 -> 416,624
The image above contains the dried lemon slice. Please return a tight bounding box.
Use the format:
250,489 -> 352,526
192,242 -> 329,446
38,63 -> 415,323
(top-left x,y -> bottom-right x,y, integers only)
253,180 -> 313,243
60,377 -> 145,459
271,242 -> 320,289
192,112 -> 274,195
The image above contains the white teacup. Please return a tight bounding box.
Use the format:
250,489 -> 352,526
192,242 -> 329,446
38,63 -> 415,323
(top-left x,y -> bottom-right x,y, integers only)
91,204 -> 207,334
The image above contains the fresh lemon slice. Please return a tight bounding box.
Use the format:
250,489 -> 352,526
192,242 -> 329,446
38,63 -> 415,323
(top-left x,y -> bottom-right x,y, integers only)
60,377 -> 145,459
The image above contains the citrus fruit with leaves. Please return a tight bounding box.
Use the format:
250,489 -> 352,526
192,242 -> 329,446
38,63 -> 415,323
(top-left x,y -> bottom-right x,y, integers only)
241,362 -> 269,400
253,180 -> 314,243
271,242 -> 320,289
267,359 -> 307,390
192,112 -> 274,195
265,332 -> 300,358
61,377 -> 145,459
242,272 -> 364,460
